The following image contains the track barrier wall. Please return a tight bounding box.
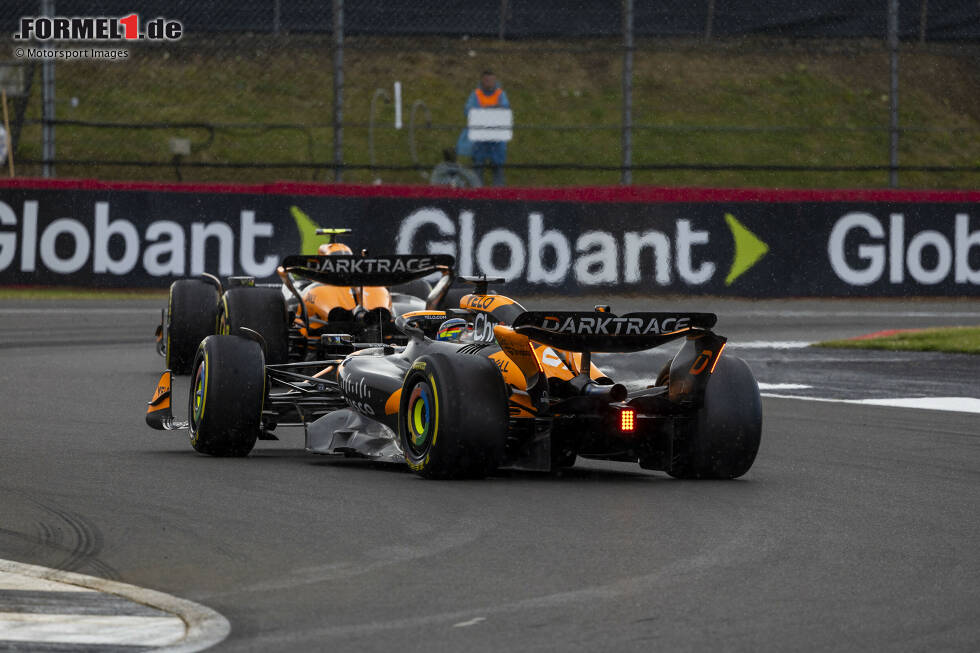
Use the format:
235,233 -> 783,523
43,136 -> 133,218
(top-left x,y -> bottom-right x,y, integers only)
0,179 -> 978,297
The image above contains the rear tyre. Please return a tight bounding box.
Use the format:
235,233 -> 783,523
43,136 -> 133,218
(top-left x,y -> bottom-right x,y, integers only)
218,287 -> 290,364
188,335 -> 265,457
166,279 -> 219,374
437,287 -> 470,311
551,447 -> 577,470
399,353 -> 508,479
667,356 -> 762,480
391,279 -> 432,301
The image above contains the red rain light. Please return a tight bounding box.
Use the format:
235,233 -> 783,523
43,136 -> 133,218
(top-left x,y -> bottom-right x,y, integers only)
620,408 -> 636,432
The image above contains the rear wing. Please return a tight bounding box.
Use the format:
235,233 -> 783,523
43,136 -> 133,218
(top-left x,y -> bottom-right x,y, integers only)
512,311 -> 717,352
281,254 -> 454,287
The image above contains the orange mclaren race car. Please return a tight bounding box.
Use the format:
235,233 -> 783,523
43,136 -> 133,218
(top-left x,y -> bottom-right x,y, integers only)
147,264 -> 762,481
155,229 -> 456,373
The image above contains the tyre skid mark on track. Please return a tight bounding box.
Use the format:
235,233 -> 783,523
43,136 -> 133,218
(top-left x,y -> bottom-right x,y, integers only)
235,520 -> 771,648
9,493 -> 121,583
224,516 -> 490,596
38,505 -> 117,582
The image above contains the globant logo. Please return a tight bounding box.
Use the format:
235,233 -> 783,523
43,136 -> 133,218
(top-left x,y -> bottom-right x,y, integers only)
828,212 -> 980,286
0,200 -> 279,279
395,208 -> 719,287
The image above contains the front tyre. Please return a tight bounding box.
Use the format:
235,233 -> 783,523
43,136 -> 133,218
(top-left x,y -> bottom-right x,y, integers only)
188,335 -> 265,457
166,279 -> 219,374
399,353 -> 508,479
667,355 -> 762,480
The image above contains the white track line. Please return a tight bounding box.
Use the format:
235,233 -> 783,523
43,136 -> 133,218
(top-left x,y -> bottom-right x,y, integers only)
0,571 -> 94,592
632,341 -> 813,353
762,394 -> 980,414
758,383 -> 813,391
452,617 -> 487,628
0,613 -> 186,646
730,341 -> 812,349
0,559 -> 229,652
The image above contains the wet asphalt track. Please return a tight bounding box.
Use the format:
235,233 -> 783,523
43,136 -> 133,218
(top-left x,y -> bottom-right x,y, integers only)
1,297 -> 978,651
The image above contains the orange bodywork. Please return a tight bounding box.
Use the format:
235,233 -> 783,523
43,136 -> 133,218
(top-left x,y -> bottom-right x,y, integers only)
146,370 -> 171,415
301,284 -> 356,323
459,293 -> 516,313
492,326 -> 540,379
533,345 -> 604,381
385,388 -> 402,415
486,322 -> 606,420
299,283 -> 391,326
360,286 -> 392,312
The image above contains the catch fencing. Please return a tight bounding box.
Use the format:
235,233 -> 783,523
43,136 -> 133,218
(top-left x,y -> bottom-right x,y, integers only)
1,1 -> 979,188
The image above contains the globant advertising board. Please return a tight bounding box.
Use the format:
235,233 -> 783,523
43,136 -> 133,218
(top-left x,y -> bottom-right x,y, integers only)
0,179 -> 978,297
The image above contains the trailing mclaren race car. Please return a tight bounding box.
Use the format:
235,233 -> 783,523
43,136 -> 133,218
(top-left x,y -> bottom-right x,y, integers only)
155,228 -> 456,373
146,272 -> 762,480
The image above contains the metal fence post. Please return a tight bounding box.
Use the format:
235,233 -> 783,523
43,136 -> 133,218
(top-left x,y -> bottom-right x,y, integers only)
273,0 -> 281,35
41,0 -> 55,178
888,0 -> 899,188
621,0 -> 633,185
705,0 -> 716,40
499,0 -> 508,40
333,0 -> 344,182
919,0 -> 928,43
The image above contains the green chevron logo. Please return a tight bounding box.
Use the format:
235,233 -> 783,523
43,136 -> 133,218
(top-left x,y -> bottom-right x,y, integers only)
724,213 -> 769,286
290,206 -> 324,255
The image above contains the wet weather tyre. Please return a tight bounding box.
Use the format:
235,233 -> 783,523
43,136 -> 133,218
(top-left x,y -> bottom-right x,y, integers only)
166,279 -> 219,374
667,356 -> 762,480
188,335 -> 265,457
399,353 -> 508,479
219,287 -> 290,364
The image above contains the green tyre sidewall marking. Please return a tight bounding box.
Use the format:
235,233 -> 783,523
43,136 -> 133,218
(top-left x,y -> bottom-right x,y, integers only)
398,353 -> 506,480
190,350 -> 208,447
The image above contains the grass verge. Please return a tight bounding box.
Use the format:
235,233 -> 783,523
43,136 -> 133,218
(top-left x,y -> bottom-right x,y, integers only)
6,36 -> 980,187
815,326 -> 980,355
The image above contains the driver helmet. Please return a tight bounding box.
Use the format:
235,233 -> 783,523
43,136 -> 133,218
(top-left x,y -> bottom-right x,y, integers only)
435,318 -> 467,342
318,242 -> 353,256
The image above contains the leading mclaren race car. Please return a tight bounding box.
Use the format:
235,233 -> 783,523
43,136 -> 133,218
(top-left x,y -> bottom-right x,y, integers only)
146,260 -> 762,480
155,229 -> 455,372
